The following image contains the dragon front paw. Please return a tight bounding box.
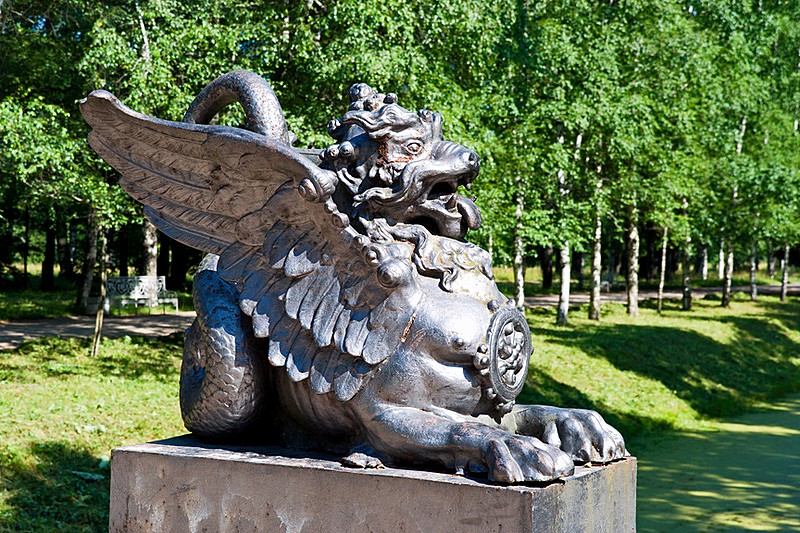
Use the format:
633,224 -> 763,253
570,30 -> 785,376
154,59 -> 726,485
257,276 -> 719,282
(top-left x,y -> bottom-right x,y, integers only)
513,405 -> 627,464
482,433 -> 574,484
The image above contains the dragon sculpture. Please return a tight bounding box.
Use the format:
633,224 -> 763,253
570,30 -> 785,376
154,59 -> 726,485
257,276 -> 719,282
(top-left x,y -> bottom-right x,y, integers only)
81,70 -> 626,484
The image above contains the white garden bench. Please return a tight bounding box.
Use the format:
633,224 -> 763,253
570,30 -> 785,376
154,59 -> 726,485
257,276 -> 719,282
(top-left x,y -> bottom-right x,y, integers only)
104,276 -> 179,314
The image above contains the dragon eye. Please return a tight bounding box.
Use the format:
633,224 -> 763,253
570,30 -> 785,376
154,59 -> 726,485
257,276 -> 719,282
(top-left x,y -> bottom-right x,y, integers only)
406,141 -> 423,154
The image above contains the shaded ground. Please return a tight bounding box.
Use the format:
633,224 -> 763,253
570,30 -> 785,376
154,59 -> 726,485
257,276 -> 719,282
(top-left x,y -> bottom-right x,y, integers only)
0,312 -> 196,350
637,394 -> 800,532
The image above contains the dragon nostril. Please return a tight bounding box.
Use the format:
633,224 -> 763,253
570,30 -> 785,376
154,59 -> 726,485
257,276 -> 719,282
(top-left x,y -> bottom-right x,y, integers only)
464,151 -> 479,168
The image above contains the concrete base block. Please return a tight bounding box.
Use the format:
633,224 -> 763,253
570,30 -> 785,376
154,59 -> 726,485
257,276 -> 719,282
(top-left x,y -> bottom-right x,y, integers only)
109,435 -> 636,532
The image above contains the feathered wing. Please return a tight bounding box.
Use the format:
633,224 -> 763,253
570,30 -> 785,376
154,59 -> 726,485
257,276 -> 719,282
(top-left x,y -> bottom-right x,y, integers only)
81,90 -> 420,401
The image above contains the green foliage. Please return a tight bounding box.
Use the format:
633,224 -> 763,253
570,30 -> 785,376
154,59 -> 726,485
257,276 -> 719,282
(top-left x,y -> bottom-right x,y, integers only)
1,0 -> 799,286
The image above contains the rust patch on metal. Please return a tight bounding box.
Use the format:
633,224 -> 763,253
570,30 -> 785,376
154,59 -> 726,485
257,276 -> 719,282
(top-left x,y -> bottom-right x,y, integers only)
400,309 -> 417,343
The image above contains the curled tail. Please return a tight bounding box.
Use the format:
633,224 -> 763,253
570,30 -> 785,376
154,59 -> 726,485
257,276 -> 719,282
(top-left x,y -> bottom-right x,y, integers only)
183,69 -> 296,145
181,255 -> 270,437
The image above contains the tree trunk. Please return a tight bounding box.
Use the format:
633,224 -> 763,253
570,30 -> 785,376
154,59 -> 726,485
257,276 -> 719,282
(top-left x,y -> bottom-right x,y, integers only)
573,252 -> 585,290
781,244 -> 790,302
721,241 -> 734,307
699,243 -> 708,280
607,234 -> 615,285
667,247 -> 679,282
721,180 -> 739,307
626,199 -> 640,317
0,214 -> 13,265
513,186 -> 525,310
22,208 -> 30,285
168,239 -> 195,291
657,227 -> 668,315
768,246 -> 777,278
56,213 -> 74,280
557,242 -> 570,325
118,226 -> 129,277
644,232 -> 655,283
541,245 -> 554,290
682,235 -> 692,311
77,211 -> 99,312
718,240 -> 725,279
69,218 -> 78,272
143,219 -> 158,276
91,232 -> 107,357
553,131 -> 579,325
41,225 -> 56,291
589,209 -> 602,320
158,234 -> 170,276
749,239 -> 758,301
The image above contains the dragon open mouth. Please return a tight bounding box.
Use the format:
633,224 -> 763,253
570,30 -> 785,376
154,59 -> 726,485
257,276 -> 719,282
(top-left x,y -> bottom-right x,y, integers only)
415,173 -> 481,239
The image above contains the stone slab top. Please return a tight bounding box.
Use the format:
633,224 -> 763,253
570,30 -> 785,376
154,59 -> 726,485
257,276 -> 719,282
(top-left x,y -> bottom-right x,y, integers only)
116,434 -> 635,493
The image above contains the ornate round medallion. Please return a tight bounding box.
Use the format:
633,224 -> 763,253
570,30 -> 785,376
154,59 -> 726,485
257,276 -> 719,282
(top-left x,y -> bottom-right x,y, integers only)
485,306 -> 531,403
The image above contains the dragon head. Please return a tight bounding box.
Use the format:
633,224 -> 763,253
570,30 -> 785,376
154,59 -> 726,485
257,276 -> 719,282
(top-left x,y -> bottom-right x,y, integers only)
322,84 -> 481,240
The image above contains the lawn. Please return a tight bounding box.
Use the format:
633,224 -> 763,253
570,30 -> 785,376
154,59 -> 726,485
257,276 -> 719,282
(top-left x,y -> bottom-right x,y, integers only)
0,295 -> 798,530
521,296 -> 800,450
0,335 -> 185,531
0,286 -> 194,321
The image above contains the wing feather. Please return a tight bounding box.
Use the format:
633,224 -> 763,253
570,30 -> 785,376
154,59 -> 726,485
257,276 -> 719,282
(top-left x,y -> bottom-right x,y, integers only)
286,331 -> 315,382
284,274 -> 317,319
298,269 -> 337,330
334,357 -> 372,402
309,347 -> 338,394
218,245 -> 267,287
311,278 -> 345,347
344,308 -> 371,358
332,306 -> 352,351
269,226 -> 314,270
268,322 -> 300,367
144,207 -> 233,254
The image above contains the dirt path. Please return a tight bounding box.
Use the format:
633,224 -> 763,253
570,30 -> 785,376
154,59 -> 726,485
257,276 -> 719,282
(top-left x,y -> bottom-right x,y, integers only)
636,394 -> 800,532
0,312 -> 196,351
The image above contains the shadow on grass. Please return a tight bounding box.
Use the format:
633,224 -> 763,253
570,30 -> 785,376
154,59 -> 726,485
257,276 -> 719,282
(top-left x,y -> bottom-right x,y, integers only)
526,299 -> 800,439
752,298 -> 800,333
0,334 -> 183,383
0,441 -> 109,531
637,394 -> 800,532
518,367 -> 676,440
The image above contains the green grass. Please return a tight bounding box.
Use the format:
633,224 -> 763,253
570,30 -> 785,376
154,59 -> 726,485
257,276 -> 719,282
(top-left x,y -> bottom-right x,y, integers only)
519,296 -> 800,450
0,335 -> 185,531
636,394 -> 800,532
0,289 -> 194,320
0,289 -> 78,321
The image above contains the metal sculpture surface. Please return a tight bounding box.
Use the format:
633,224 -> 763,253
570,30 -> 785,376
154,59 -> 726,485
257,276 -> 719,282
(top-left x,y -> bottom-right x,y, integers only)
81,70 -> 626,483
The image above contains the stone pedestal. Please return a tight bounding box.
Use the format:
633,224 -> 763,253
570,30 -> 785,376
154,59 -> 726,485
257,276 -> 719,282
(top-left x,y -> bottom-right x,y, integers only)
109,435 -> 636,532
